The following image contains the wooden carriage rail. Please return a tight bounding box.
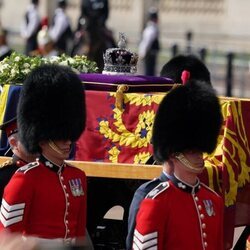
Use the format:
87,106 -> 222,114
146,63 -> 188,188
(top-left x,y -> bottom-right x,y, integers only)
0,157 -> 162,180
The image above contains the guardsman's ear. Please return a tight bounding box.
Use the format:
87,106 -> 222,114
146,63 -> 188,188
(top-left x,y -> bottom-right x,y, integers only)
8,135 -> 18,149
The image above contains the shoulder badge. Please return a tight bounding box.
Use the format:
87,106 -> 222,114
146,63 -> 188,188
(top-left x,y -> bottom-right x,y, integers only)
140,178 -> 162,193
146,181 -> 170,199
17,162 -> 39,173
0,159 -> 14,169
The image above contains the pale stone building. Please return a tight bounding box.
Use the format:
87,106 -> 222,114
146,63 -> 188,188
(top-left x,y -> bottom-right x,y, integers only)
1,0 -> 250,52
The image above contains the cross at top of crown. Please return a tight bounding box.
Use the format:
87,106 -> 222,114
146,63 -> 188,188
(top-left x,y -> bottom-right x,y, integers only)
118,32 -> 127,49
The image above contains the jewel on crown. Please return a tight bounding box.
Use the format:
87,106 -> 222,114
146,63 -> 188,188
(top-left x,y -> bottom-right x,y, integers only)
102,32 -> 138,75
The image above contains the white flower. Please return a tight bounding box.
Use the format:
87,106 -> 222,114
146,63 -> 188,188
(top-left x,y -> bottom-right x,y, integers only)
11,68 -> 16,77
49,56 -> 60,63
80,65 -> 88,73
23,63 -> 30,68
14,56 -> 20,62
2,64 -> 9,70
59,60 -> 68,66
0,64 -> 9,73
22,69 -> 31,74
67,58 -> 74,64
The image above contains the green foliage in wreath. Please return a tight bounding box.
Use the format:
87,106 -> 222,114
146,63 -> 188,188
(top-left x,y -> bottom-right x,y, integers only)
0,52 -> 98,85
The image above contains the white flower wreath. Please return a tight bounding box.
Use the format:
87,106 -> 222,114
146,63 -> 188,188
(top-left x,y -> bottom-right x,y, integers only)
0,52 -> 98,85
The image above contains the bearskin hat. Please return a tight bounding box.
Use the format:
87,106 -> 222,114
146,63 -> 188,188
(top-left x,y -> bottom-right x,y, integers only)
160,55 -> 211,85
152,79 -> 222,163
17,64 -> 85,154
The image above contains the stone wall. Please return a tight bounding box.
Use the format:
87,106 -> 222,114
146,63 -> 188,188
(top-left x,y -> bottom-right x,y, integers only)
1,0 -> 250,52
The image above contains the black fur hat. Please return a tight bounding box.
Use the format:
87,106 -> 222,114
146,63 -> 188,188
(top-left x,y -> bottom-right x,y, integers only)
160,54 -> 211,85
152,79 -> 222,163
17,64 -> 85,154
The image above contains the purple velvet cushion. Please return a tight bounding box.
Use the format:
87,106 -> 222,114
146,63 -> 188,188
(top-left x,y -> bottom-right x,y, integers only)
79,73 -> 174,92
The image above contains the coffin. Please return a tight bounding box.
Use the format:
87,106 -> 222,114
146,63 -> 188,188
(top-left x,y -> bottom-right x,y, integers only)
0,74 -> 250,249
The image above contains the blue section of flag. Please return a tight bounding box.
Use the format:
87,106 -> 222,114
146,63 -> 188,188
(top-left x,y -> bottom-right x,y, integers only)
0,85 -> 22,156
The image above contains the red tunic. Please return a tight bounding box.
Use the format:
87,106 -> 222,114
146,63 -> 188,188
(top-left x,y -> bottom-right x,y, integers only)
0,156 -> 87,243
133,177 -> 224,250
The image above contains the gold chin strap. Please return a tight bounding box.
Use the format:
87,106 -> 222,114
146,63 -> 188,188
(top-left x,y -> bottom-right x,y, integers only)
48,140 -> 64,155
175,152 -> 204,174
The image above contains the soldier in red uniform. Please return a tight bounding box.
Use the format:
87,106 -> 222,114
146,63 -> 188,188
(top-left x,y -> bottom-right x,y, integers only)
0,65 -> 87,248
0,117 -> 37,201
126,53 -> 213,250
132,79 -> 224,250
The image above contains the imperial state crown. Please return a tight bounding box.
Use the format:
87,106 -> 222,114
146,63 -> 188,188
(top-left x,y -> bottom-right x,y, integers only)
102,33 -> 138,75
